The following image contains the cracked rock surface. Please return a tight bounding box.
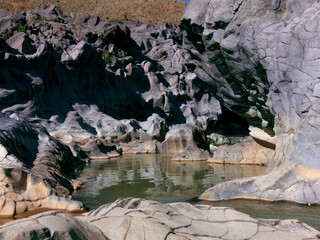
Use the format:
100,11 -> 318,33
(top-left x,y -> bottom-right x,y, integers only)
181,0 -> 320,203
0,198 -> 318,240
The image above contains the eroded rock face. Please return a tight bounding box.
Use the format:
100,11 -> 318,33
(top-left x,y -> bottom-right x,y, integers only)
161,124 -> 211,161
0,5 -> 224,212
0,115 -> 84,217
0,198 -> 318,240
182,0 -> 320,204
0,5 -> 222,158
207,137 -> 275,165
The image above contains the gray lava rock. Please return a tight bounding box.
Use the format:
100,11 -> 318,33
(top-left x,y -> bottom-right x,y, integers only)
0,11 -> 9,18
271,0 -> 281,10
6,32 -> 36,54
182,0 -> 320,204
139,113 -> 167,140
207,137 -> 275,165
0,115 -> 85,216
0,210 -> 104,240
207,133 -> 231,146
161,124 -> 210,161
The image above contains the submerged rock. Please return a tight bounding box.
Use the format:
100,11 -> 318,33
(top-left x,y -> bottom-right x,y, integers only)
0,198 -> 318,240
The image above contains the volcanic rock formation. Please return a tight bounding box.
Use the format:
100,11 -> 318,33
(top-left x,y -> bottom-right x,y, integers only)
0,0 -> 319,217
181,0 -> 320,204
0,4 -> 224,214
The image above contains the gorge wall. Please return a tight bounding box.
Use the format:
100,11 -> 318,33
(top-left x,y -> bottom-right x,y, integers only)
181,0 -> 320,203
0,0 -> 319,217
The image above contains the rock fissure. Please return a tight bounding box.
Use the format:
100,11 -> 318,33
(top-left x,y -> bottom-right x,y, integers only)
124,217 -> 133,240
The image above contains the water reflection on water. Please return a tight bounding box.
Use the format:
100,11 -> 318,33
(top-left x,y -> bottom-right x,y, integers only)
73,154 -> 266,206
74,154 -> 320,230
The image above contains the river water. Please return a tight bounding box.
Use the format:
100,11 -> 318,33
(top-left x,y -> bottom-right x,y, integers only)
73,154 -> 320,230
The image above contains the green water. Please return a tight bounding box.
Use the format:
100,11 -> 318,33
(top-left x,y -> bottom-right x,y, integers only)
73,154 -> 320,231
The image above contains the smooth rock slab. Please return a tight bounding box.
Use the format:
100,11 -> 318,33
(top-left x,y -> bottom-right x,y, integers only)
200,164 -> 320,204
0,198 -> 318,240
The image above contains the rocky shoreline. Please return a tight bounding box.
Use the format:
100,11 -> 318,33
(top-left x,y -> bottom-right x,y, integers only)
0,0 -> 319,237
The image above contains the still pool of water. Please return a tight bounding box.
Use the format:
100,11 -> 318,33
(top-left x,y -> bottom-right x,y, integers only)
73,154 -> 320,230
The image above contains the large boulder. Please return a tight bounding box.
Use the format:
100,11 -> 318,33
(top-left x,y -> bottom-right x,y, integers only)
161,124 -> 211,161
0,115 -> 84,216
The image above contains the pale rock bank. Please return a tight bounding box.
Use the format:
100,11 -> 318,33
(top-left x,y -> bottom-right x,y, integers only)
0,198 -> 319,240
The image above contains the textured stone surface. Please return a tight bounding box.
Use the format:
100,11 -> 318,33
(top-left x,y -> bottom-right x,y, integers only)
0,198 -> 318,240
6,32 -> 36,54
161,124 -> 211,161
0,115 -> 85,216
0,210 -> 105,240
207,137 -> 275,165
249,126 -> 276,148
0,5 -> 222,213
207,133 -> 231,147
0,5 -> 222,165
181,0 -> 320,203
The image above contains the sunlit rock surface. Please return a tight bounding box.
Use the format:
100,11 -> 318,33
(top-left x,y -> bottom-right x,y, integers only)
161,124 -> 211,161
0,5 -> 222,213
181,0 -> 320,203
0,198 -> 318,240
0,115 -> 84,217
207,137 -> 275,165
